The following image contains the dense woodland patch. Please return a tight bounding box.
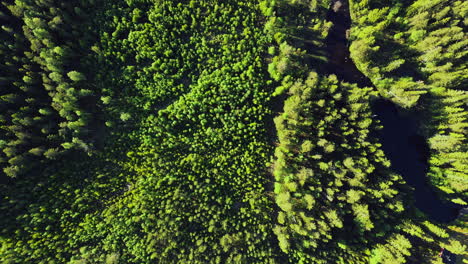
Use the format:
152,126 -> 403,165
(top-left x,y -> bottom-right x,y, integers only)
0,0 -> 466,263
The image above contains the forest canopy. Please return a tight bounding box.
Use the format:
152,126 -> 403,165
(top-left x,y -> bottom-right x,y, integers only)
0,0 -> 466,263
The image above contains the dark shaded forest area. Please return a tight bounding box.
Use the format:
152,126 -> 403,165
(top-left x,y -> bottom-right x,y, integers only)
0,0 -> 466,263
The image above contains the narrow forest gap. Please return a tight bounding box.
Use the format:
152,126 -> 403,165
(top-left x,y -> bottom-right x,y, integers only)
324,0 -> 461,223
325,0 -> 372,87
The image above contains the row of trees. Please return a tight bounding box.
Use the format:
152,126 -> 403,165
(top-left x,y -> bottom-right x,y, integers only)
0,0 -> 98,178
1,0 -> 138,263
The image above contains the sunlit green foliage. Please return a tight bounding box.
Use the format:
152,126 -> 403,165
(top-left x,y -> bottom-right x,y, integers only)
0,0 -> 465,263
1,0 -> 282,263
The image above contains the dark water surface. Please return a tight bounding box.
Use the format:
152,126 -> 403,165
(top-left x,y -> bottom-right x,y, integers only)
372,101 -> 461,222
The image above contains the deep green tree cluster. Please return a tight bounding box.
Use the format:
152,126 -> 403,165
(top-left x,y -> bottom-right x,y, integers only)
2,0 -> 283,263
422,90 -> 468,205
0,0 -> 98,178
65,0 -> 284,262
264,0 -> 331,82
0,147 -> 132,263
